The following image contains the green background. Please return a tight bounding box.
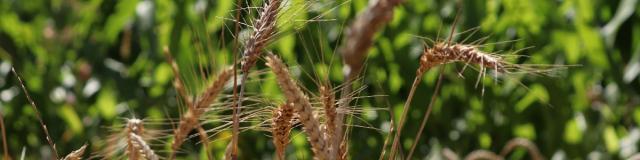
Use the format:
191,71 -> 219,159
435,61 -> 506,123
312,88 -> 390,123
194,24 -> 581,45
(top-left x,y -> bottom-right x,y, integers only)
0,0 -> 639,159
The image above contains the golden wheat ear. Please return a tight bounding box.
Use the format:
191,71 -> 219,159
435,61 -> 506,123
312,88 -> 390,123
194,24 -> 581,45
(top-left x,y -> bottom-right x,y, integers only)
98,117 -> 164,160
271,103 -> 294,160
170,67 -> 232,158
62,144 -> 87,160
265,53 -> 330,159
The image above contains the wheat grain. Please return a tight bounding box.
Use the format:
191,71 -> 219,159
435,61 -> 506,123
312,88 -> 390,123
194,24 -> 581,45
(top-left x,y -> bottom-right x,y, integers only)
266,53 -> 329,159
272,103 -> 294,160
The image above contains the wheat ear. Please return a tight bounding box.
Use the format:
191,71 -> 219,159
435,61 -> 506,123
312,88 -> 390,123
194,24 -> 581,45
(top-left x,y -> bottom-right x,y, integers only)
272,103 -> 294,160
337,0 -> 403,158
129,133 -> 159,160
421,43 -> 507,72
62,144 -> 87,160
170,67 -> 232,158
266,53 -> 329,159
125,118 -> 145,160
12,67 -> 59,159
234,0 -> 283,157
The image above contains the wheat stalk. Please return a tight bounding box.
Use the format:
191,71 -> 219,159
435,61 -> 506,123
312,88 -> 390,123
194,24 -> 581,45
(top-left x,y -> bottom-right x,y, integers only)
0,109 -> 9,160
266,53 -> 329,159
12,67 -> 59,159
271,103 -> 294,160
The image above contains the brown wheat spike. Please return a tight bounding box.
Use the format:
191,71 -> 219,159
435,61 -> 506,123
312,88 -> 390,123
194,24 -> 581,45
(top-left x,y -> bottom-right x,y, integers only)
170,67 -> 232,157
420,43 -> 507,74
62,144 -> 87,160
240,0 -> 282,72
265,53 -> 329,159
234,0 -> 283,157
125,118 -> 146,160
271,103 -> 294,160
337,0 -> 403,158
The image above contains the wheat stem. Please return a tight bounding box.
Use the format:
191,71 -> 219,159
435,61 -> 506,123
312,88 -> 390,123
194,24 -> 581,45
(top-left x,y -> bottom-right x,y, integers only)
12,67 -> 58,159
0,110 -> 9,160
406,67 -> 445,159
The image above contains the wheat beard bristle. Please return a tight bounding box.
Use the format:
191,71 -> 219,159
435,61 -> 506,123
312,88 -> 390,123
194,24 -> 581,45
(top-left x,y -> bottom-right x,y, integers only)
171,68 -> 232,155
272,103 -> 294,160
265,53 -> 329,159
420,43 -> 506,73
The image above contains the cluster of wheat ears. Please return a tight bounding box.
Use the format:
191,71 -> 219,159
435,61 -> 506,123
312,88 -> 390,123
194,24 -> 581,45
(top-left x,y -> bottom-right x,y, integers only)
1,0 -> 560,159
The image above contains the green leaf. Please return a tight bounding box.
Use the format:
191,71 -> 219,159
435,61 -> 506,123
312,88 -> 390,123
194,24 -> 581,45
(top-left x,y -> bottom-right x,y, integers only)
515,84 -> 549,112
563,118 -> 582,144
634,106 -> 640,125
603,126 -> 620,152
479,132 -> 492,149
103,0 -> 138,44
94,85 -> 117,119
58,104 -> 83,134
513,123 -> 536,140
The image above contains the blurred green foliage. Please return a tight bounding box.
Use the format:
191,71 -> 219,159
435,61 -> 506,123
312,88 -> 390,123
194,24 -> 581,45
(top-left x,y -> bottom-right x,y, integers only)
0,0 -> 639,159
